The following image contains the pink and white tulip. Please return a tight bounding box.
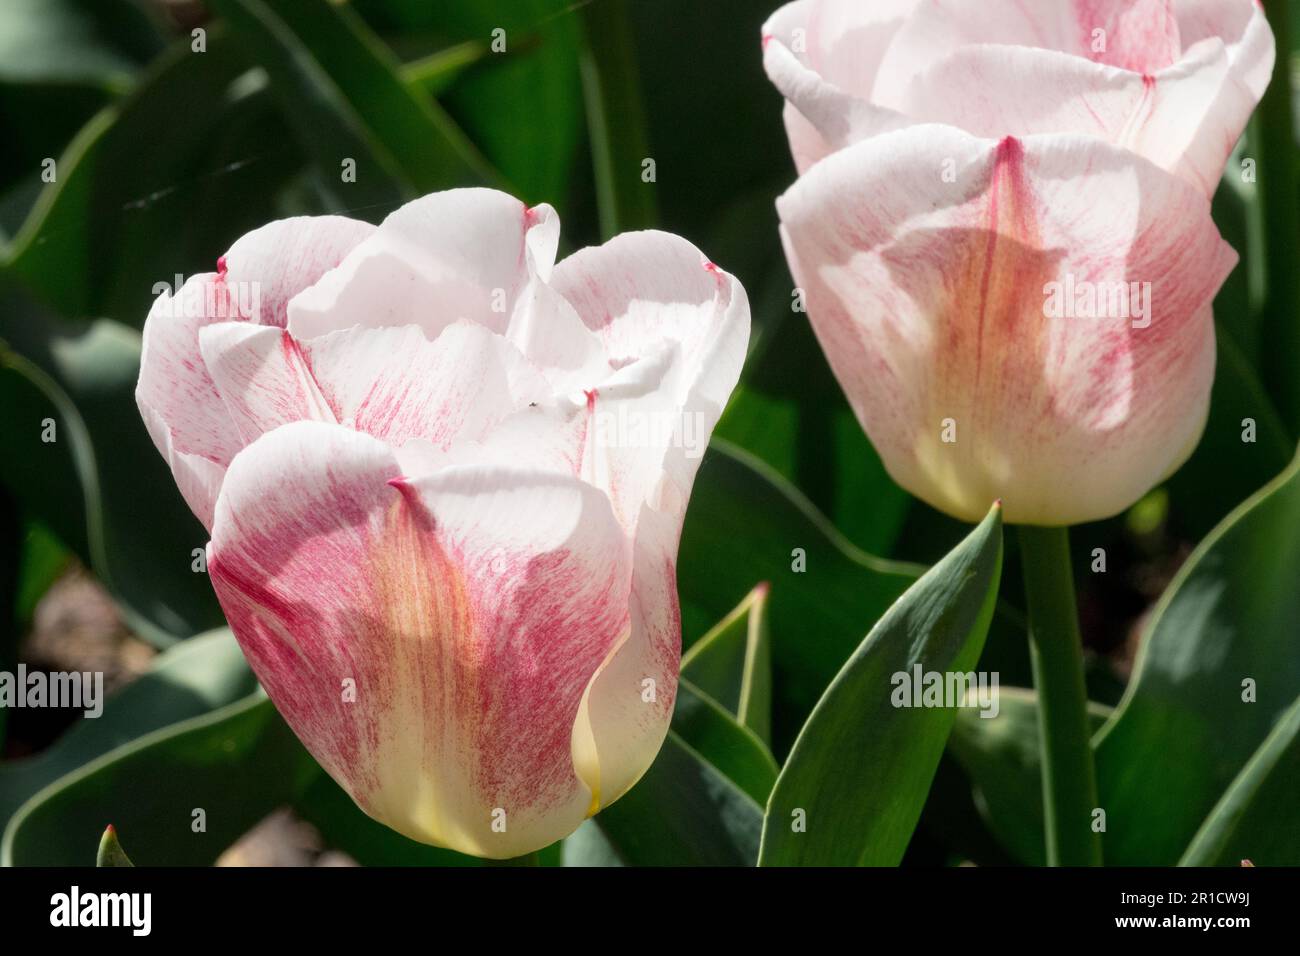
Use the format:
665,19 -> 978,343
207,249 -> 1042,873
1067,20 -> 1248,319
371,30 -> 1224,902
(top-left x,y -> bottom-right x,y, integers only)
763,0 -> 1269,524
137,189 -> 750,857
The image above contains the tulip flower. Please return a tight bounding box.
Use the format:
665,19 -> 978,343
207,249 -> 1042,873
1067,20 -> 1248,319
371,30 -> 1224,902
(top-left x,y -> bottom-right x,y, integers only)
762,0 -> 1274,868
762,0 -> 1271,526
137,188 -> 750,858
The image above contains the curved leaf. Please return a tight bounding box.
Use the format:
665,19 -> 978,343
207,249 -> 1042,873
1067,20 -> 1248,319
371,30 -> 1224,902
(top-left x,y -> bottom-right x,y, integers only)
759,503 -> 1004,866
0,629 -> 256,830
678,442 -> 920,755
1180,693 -> 1300,866
1,694 -> 314,866
680,582 -> 772,744
1095,448 -> 1300,864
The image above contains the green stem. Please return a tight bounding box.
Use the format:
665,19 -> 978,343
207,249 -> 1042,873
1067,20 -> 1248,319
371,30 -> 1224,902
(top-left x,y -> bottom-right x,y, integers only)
1018,525 -> 1102,867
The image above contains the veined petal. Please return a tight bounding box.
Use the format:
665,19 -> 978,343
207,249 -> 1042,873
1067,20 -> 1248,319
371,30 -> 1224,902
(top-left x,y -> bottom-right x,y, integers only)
550,232 -> 750,532
198,322 -> 335,444
135,273 -> 244,529
874,0 -> 1182,109
903,40 -> 1242,195
301,322 -> 552,449
777,125 -> 1236,525
220,215 -> 376,327
762,22 -> 910,166
762,0 -> 920,99
208,421 -> 632,858
1176,0 -> 1275,102
286,189 -> 557,341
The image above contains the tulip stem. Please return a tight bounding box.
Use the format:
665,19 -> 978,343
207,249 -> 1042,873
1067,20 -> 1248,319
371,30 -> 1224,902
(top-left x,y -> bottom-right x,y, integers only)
1018,525 -> 1102,867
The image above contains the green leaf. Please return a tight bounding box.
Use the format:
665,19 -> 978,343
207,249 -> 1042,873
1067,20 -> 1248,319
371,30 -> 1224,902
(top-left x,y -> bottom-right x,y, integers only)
578,0 -> 657,236
1095,448 -> 1300,864
592,731 -> 762,866
0,629 -> 257,830
0,306 -> 225,642
357,0 -> 585,208
208,0 -> 497,210
95,824 -> 134,867
3,32 -> 303,323
759,503 -> 1004,867
948,687 -> 1113,867
680,582 -> 772,744
1,694 -> 315,866
1180,693 -> 1300,866
672,679 -> 778,806
678,441 -> 921,755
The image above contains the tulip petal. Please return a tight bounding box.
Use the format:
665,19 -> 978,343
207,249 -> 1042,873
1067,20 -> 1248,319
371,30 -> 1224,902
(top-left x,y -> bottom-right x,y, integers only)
135,274 -> 245,529
903,40 -> 1243,195
300,322 -> 552,450
198,322 -> 336,443
778,125 -> 1236,525
876,0 -> 1182,109
775,0 -> 921,98
1176,0 -> 1274,102
220,215 -> 376,327
208,421 -> 632,858
762,23 -> 909,166
549,234 -> 749,805
551,231 -> 750,530
286,188 -> 557,341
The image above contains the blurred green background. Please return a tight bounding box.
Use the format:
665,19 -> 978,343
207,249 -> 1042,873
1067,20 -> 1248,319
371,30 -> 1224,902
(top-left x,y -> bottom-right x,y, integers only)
1,0 -> 1299,866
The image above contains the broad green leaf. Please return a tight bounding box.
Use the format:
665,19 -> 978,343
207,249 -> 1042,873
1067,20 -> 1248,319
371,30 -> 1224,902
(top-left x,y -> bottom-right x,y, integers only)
95,825 -> 133,867
678,441 -> 921,755
0,629 -> 256,830
1095,448 -> 1300,864
680,582 -> 773,744
672,679 -> 778,806
3,33 -> 303,323
592,731 -> 762,866
948,687 -> 1113,867
1,694 -> 315,866
1180,693 -> 1300,866
0,307 -> 225,642
759,503 -> 1004,866
357,0 -> 584,209
209,0 -> 497,211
